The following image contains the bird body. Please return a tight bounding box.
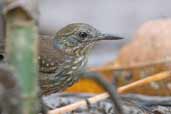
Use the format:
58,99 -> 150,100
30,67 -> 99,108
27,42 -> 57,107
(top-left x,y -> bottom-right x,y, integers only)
38,37 -> 88,95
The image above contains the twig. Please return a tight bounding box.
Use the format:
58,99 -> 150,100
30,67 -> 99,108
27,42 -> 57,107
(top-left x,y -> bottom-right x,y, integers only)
89,59 -> 171,71
48,93 -> 109,114
81,71 -> 123,114
118,71 -> 171,93
48,71 -> 171,114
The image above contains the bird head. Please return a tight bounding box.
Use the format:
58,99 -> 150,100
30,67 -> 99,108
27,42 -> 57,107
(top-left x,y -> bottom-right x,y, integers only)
53,23 -> 123,56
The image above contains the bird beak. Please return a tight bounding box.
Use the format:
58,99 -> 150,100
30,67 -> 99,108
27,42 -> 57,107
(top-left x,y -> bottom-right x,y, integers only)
93,33 -> 124,41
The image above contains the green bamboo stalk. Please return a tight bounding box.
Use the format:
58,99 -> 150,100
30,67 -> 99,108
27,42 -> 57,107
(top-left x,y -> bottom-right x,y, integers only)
5,6 -> 39,114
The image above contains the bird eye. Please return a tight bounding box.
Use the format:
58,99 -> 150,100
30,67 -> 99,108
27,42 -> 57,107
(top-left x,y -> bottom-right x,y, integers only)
79,32 -> 88,39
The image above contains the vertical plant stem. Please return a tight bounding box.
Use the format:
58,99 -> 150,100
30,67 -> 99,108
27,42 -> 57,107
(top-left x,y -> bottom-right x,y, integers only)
6,7 -> 39,114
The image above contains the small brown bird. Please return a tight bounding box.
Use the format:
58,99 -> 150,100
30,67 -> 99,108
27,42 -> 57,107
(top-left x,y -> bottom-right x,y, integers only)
38,23 -> 123,95
0,23 -> 123,95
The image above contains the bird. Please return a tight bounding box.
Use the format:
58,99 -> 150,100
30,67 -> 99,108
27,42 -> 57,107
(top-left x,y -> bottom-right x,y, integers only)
0,23 -> 123,95
38,23 -> 123,95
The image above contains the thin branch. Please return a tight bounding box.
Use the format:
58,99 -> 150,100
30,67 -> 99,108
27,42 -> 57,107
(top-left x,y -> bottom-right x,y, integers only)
81,71 -> 123,114
117,71 -> 171,93
89,59 -> 171,71
48,71 -> 171,114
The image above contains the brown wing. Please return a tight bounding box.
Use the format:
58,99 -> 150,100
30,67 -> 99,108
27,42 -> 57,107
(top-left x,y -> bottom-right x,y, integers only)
38,36 -> 65,73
